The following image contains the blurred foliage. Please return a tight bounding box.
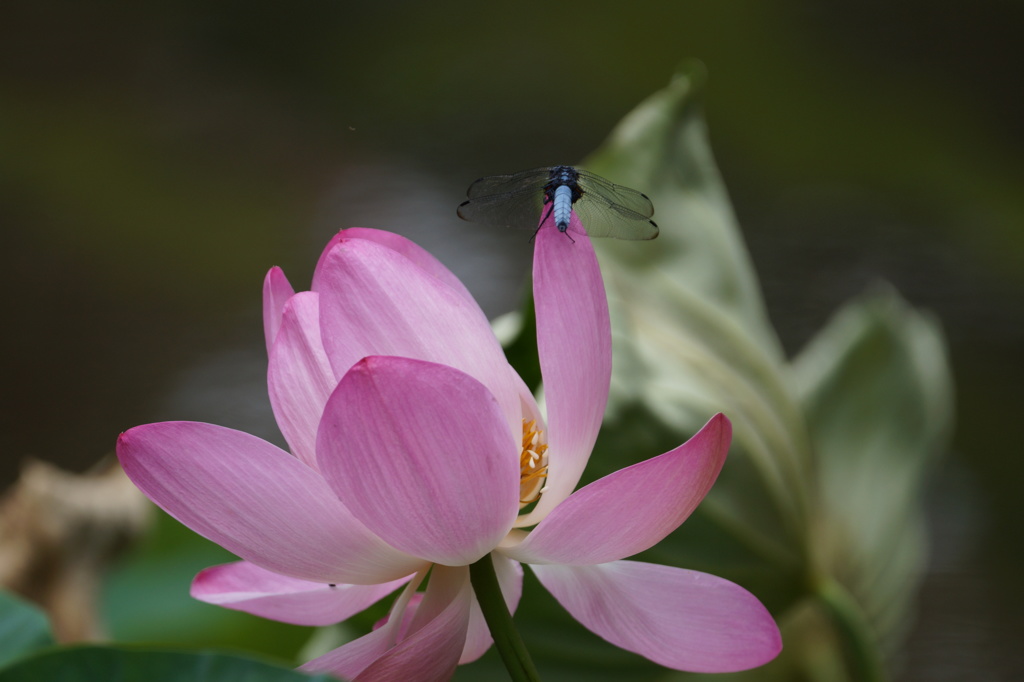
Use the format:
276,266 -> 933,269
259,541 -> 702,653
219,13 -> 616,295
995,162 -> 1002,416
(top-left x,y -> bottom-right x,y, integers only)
103,510 -> 314,663
793,287 -> 953,657
497,66 -> 954,680
0,591 -> 53,669
0,645 -> 340,682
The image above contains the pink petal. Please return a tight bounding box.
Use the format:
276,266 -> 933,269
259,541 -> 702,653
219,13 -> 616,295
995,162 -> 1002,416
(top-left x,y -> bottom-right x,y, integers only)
460,554 -> 524,664
311,231 -> 347,287
301,565 -> 472,682
517,212 -> 611,527
373,593 -> 424,641
531,560 -> 782,673
317,357 -> 520,566
315,228 -> 475,305
191,561 -> 414,626
315,237 -> 522,438
502,414 -> 730,565
373,554 -> 523,663
372,552 -> 520,659
267,292 -> 337,469
117,421 -> 422,584
262,266 -> 295,354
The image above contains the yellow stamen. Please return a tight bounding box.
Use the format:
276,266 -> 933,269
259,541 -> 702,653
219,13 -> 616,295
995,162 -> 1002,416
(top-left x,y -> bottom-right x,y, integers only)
519,419 -> 549,506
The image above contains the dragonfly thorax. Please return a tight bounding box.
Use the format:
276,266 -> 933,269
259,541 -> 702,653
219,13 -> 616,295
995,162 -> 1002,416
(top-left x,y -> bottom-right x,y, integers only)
543,166 -> 584,232
543,166 -> 584,202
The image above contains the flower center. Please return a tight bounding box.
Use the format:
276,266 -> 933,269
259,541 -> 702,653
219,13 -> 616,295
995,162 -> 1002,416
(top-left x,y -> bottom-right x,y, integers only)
519,419 -> 549,508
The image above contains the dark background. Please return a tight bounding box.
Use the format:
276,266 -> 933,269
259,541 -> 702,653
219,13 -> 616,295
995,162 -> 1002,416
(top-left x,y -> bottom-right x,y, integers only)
2,1 -> 1021,679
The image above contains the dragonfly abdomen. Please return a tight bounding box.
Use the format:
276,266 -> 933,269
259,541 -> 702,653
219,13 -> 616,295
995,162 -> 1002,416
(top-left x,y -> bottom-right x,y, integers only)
552,184 -> 574,232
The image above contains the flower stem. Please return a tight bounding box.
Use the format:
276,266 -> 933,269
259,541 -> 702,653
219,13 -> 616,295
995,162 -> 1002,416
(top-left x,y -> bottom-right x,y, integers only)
469,554 -> 541,682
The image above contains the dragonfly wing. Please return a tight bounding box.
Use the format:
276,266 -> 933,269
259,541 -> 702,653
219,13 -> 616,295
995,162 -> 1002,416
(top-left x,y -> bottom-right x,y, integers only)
458,168 -> 551,229
463,168 -> 551,199
573,193 -> 658,240
576,170 -> 656,218
572,170 -> 658,240
573,201 -> 659,240
458,189 -> 548,230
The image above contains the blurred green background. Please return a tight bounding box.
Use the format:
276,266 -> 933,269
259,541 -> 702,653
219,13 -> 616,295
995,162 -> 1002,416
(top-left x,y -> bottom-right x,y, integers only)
1,1 -> 1021,679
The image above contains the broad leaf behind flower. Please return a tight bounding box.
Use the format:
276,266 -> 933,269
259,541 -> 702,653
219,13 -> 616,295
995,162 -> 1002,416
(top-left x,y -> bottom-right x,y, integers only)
793,287 -> 953,651
496,65 -> 954,680
584,63 -> 814,607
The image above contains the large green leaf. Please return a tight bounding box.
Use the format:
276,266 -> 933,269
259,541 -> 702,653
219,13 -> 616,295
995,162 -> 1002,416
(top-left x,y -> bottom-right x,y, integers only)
582,65 -> 814,603
495,66 -> 952,681
791,287 -> 954,649
481,66 -> 814,681
0,646 -> 340,682
0,591 -> 53,669
585,62 -> 781,354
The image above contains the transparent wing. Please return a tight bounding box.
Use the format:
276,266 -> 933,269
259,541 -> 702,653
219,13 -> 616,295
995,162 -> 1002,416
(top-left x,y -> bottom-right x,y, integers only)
572,199 -> 659,240
574,171 -> 659,240
457,192 -> 548,230
463,168 -> 552,200
576,170 -> 656,219
457,168 -> 552,230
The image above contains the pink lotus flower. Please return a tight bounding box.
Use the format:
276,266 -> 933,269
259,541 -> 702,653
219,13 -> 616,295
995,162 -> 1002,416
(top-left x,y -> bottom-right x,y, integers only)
117,215 -> 781,680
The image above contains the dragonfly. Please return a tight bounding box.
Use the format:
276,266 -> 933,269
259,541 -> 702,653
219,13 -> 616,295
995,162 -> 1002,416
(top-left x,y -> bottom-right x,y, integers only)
457,165 -> 659,240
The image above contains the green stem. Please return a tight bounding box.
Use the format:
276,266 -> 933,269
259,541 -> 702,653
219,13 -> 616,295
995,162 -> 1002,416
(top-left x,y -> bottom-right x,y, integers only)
817,577 -> 888,682
469,554 -> 541,682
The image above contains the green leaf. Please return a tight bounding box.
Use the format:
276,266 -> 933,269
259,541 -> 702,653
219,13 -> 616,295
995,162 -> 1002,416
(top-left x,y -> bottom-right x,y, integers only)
580,65 -> 815,605
482,68 -> 816,681
0,646 -> 340,682
585,61 -> 781,354
0,591 -> 54,669
791,286 -> 954,646
488,66 -> 954,682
